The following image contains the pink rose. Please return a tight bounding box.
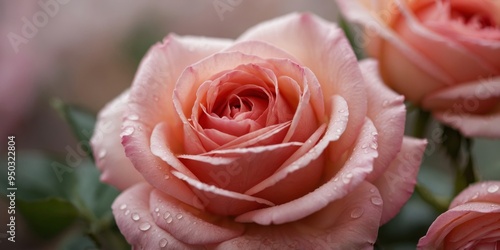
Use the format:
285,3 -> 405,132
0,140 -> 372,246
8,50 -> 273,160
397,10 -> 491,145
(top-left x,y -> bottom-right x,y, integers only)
91,13 -> 427,249
336,0 -> 500,138
418,181 -> 500,249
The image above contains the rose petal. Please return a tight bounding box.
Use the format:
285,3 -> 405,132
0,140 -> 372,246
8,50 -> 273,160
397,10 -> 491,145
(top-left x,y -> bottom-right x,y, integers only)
395,1 -> 498,81
450,181 -> 500,209
359,59 -> 406,182
422,76 -> 500,112
335,0 -> 458,102
432,109 -> 500,139
111,183 -> 194,249
236,116 -> 378,225
90,90 -> 144,190
217,181 -> 382,250
123,35 -> 231,208
243,95 -> 348,199
171,170 -> 275,216
373,136 -> 427,224
149,189 -> 245,245
179,142 -> 302,193
239,13 -> 369,156
418,202 -> 500,249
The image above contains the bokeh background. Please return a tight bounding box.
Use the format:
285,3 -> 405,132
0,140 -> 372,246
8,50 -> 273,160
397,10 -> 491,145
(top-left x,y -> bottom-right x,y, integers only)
0,0 -> 499,249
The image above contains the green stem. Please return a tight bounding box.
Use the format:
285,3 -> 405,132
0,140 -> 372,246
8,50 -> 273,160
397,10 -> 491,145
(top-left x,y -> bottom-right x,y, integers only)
414,184 -> 449,213
413,109 -> 430,139
453,138 -> 479,195
411,109 -> 450,211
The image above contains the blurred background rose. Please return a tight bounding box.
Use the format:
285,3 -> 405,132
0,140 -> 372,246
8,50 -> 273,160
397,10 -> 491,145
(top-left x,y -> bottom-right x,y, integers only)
0,0 -> 338,248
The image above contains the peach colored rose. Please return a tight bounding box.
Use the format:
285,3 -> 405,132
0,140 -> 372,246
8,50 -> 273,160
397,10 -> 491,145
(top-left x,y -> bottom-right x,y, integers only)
418,181 -> 500,249
91,13 -> 427,249
336,0 -> 500,138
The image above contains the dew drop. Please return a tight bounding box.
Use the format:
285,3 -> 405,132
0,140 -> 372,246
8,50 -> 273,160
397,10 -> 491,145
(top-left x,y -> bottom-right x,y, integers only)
371,197 -> 383,206
98,150 -> 107,159
369,188 -> 376,193
154,207 -> 160,213
487,184 -> 499,193
129,114 -> 139,121
125,210 -> 130,215
139,222 -> 151,231
119,204 -> 127,210
350,207 -> 364,219
154,96 -> 160,102
370,142 -> 378,150
164,212 -> 173,223
176,213 -> 183,220
122,127 -> 135,137
382,100 -> 390,107
361,144 -> 368,149
132,212 -> 140,221
338,109 -> 346,113
164,175 -> 170,180
159,238 -> 168,248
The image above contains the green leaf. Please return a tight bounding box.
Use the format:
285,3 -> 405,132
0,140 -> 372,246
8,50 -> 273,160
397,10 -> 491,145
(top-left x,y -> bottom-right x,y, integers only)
51,99 -> 96,160
17,198 -> 79,238
70,163 -> 120,227
338,14 -> 365,60
57,232 -> 99,250
0,151 -> 76,200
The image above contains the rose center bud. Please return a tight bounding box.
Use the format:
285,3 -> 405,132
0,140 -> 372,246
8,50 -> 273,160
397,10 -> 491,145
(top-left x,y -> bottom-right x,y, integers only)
193,63 -> 295,141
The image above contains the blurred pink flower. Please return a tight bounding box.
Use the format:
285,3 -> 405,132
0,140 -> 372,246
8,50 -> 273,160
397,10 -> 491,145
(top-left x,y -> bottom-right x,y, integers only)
418,181 -> 500,250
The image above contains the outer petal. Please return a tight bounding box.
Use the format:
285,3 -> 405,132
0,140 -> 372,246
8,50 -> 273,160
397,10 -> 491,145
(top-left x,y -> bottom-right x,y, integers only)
450,181 -> 500,209
112,183 -> 196,249
373,136 -> 427,224
216,182 -> 382,250
149,189 -> 245,245
418,181 -> 500,249
239,13 -> 369,157
359,59 -> 406,182
433,109 -> 500,139
334,0 -> 453,102
417,202 -> 500,250
122,35 -> 231,208
422,76 -> 500,112
90,90 -> 144,190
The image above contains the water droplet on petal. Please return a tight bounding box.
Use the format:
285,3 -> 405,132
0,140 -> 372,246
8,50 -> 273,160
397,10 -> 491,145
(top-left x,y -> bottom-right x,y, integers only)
371,196 -> 383,206
369,188 -> 376,193
176,214 -> 183,220
122,127 -> 135,137
129,114 -> 139,121
132,212 -> 140,221
382,100 -> 390,107
139,222 -> 151,231
164,212 -> 173,223
164,175 -> 170,180
361,144 -> 368,149
487,184 -> 499,193
370,142 -> 378,150
338,109 -> 346,113
472,192 -> 479,199
125,210 -> 130,215
154,207 -> 160,213
98,150 -> 107,159
350,207 -> 364,219
119,204 -> 127,210
159,238 -> 168,248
